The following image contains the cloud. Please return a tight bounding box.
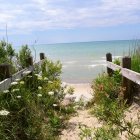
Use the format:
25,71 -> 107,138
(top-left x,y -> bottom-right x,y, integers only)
0,0 -> 140,34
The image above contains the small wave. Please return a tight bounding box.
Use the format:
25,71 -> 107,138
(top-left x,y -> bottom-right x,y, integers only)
62,65 -> 68,68
88,64 -> 97,68
64,61 -> 77,64
88,63 -> 107,68
91,60 -> 106,63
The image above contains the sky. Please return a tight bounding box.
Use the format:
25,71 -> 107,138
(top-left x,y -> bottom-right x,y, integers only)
0,0 -> 140,46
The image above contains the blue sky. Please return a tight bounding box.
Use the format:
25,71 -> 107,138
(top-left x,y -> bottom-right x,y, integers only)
0,0 -> 140,46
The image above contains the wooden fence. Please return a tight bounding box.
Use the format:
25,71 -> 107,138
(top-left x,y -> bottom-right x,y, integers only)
106,53 -> 140,103
0,53 -> 46,92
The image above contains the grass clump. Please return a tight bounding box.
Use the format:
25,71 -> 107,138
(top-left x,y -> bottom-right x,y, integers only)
80,71 -> 140,140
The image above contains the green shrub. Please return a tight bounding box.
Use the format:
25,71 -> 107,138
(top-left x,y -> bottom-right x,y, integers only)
0,58 -> 76,140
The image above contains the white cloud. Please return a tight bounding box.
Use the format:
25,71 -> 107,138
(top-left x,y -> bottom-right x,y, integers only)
0,0 -> 140,34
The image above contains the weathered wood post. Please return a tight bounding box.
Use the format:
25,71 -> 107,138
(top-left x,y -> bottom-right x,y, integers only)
0,64 -> 11,81
106,53 -> 113,76
122,56 -> 132,104
26,56 -> 33,67
40,53 -> 46,75
40,53 -> 45,60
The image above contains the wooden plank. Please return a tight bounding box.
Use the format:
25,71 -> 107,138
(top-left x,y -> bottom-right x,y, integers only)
107,61 -> 140,85
0,59 -> 46,92
0,78 -> 11,91
0,66 -> 34,92
107,61 -> 121,71
122,68 -> 140,85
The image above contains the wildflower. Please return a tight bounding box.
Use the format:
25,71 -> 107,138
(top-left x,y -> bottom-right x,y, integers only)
53,104 -> 57,107
0,110 -> 10,116
35,74 -> 40,77
17,96 -> 21,99
3,90 -> 9,93
20,81 -> 25,85
48,81 -> 53,84
44,77 -> 48,80
37,76 -> 43,80
38,86 -> 42,90
15,79 -> 20,82
48,91 -> 54,95
27,75 -> 32,78
11,82 -> 18,86
37,94 -> 42,97
12,89 -> 20,92
23,70 -> 31,75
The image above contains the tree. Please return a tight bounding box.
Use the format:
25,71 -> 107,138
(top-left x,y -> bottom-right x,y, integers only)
6,43 -> 15,61
19,45 -> 32,68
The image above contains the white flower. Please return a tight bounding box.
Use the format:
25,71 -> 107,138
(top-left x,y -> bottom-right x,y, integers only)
44,77 -> 48,80
27,75 -> 32,78
15,79 -> 20,82
53,104 -> 57,107
38,86 -> 42,90
0,110 -> 10,116
37,76 -> 43,80
37,94 -> 42,97
35,74 -> 40,77
48,81 -> 53,84
11,82 -> 18,86
17,96 -> 21,99
23,70 -> 31,75
20,81 -> 25,85
12,89 -> 20,92
3,90 -> 9,93
48,91 -> 54,96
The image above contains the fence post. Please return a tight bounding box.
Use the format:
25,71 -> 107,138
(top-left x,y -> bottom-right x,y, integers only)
122,56 -> 132,104
26,56 -> 33,67
40,53 -> 46,75
40,53 -> 45,60
0,64 -> 11,81
106,53 -> 113,76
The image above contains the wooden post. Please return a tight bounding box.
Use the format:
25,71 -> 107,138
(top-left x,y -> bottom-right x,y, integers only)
0,64 -> 11,81
122,56 -> 132,104
26,56 -> 33,67
40,53 -> 46,75
40,53 -> 45,60
106,53 -> 113,76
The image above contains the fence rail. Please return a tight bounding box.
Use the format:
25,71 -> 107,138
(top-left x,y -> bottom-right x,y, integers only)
106,53 -> 140,103
107,61 -> 140,85
0,53 -> 45,92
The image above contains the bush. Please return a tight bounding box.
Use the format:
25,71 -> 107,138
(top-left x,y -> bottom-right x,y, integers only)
0,58 -> 76,140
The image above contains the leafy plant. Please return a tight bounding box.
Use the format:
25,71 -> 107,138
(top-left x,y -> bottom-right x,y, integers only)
18,45 -> 32,68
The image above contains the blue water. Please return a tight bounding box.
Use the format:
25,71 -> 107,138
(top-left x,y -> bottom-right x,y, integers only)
14,40 -> 133,83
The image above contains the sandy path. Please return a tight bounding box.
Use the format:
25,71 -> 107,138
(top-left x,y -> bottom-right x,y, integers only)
60,109 -> 101,140
60,83 -> 101,140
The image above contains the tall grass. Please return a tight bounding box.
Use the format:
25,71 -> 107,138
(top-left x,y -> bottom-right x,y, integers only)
129,40 -> 140,73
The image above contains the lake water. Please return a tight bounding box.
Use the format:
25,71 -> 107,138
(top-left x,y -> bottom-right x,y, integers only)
15,40 -> 134,83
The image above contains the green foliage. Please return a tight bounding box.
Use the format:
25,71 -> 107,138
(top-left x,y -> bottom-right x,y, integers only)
129,41 -> 140,73
79,124 -> 119,140
113,58 -> 121,66
6,43 -> 15,61
86,72 -> 140,140
18,45 -> 31,68
91,73 -> 121,105
0,58 -> 76,140
67,86 -> 75,95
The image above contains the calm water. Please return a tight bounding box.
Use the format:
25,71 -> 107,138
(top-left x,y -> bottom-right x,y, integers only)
15,40 -> 133,83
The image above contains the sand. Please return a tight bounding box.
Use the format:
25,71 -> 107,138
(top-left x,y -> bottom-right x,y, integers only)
65,83 -> 93,102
